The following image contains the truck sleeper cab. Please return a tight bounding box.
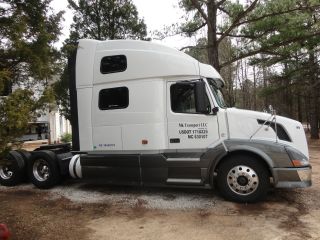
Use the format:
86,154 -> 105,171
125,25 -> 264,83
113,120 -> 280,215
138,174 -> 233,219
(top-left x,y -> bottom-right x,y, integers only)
0,39 -> 312,203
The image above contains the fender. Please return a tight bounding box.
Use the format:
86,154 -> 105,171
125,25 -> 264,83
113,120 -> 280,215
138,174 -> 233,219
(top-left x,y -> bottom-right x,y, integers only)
223,139 -> 292,168
204,139 -> 293,185
203,142 -> 274,175
226,145 -> 274,168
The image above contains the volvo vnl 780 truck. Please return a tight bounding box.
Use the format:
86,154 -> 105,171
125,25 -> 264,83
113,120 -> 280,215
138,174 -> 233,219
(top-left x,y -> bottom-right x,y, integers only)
0,39 -> 312,202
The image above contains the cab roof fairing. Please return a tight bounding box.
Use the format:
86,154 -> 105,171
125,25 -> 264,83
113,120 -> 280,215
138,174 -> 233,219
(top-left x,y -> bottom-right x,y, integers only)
77,39 -> 224,86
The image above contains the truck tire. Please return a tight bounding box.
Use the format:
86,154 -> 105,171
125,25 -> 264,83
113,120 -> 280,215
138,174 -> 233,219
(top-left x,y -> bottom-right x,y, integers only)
216,154 -> 270,203
0,151 -> 26,186
16,149 -> 31,163
28,151 -> 61,189
16,149 -> 31,181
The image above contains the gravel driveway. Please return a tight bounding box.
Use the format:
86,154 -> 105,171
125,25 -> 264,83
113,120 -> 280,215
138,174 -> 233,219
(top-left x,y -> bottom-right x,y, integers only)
1,140 -> 319,240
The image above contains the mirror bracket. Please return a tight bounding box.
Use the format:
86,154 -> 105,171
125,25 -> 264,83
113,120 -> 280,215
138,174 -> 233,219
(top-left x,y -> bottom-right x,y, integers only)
212,107 -> 219,115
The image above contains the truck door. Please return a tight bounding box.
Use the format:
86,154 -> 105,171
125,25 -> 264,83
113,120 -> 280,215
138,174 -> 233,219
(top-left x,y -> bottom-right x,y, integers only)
167,80 -> 220,149
158,80 -> 220,186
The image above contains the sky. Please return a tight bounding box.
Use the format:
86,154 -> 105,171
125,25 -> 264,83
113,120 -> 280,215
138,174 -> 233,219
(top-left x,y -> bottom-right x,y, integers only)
50,0 -> 200,50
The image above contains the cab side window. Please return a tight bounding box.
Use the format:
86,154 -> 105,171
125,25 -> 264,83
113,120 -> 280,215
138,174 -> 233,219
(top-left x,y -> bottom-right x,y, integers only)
99,87 -> 129,110
170,82 -> 210,114
100,55 -> 127,74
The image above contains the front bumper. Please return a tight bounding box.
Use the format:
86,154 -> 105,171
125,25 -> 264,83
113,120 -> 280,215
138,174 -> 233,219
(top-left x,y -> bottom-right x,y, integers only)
273,166 -> 312,188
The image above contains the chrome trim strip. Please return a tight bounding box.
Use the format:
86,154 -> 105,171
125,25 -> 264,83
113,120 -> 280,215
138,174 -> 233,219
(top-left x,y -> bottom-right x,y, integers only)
166,178 -> 202,184
84,149 -> 208,155
166,158 -> 200,162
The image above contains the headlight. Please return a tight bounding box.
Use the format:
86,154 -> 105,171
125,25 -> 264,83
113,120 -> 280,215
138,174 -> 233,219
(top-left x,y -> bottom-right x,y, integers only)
285,146 -> 309,167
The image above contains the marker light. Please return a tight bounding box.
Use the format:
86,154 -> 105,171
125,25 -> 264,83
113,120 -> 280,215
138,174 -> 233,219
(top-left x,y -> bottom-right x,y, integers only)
285,146 -> 309,167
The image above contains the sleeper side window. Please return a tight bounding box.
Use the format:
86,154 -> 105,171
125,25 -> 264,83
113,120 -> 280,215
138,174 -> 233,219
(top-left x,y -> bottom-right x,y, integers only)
99,87 -> 129,110
100,55 -> 127,74
170,82 -> 210,114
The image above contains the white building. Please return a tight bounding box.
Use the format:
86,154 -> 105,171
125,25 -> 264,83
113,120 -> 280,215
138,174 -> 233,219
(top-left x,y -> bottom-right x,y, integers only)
48,107 -> 72,143
2,77 -> 72,143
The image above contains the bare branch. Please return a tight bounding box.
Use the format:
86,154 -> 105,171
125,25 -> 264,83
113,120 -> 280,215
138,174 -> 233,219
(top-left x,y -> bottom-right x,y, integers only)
310,79 -> 320,88
152,31 -> 182,41
218,6 -> 232,16
238,5 -> 320,27
218,4 -> 320,43
182,21 -> 207,35
216,24 -> 277,40
217,0 -> 228,7
180,45 -> 208,51
190,0 -> 209,25
152,21 -> 206,40
218,0 -> 259,43
216,32 -> 256,39
220,32 -> 320,68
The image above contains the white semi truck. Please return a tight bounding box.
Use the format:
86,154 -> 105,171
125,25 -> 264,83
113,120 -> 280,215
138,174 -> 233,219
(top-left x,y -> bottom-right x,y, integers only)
0,39 -> 312,202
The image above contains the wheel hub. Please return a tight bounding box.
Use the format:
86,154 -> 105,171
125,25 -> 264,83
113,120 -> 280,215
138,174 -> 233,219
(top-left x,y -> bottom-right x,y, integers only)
33,159 -> 50,182
227,165 -> 259,195
0,165 -> 13,180
237,176 -> 249,186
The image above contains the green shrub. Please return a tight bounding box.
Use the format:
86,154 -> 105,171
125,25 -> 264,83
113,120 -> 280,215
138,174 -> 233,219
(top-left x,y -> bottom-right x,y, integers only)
60,133 -> 72,143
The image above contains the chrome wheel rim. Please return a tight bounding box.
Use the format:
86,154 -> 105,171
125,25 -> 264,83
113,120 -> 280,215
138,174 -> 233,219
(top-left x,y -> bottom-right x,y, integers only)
0,165 -> 13,180
227,165 -> 259,195
33,159 -> 50,182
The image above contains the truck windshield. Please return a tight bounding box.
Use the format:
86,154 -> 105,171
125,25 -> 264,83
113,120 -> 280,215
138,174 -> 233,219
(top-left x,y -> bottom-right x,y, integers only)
207,78 -> 227,108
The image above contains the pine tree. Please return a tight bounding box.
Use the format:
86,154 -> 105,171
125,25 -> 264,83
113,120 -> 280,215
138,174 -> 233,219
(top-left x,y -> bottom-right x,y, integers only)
176,0 -> 320,71
178,0 -> 320,138
0,0 -> 63,154
67,0 -> 147,42
54,0 -> 147,121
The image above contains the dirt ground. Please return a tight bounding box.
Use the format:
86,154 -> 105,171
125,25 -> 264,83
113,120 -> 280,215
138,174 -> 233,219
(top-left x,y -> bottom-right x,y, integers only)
1,139 -> 319,240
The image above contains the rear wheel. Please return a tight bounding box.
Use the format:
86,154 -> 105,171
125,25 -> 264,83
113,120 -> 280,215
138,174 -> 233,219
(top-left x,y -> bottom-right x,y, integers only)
28,151 -> 61,189
0,151 -> 25,186
0,163 -> 16,185
216,154 -> 270,203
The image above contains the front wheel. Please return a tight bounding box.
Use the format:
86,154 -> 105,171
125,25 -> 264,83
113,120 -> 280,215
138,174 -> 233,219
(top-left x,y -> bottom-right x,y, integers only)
216,154 -> 270,203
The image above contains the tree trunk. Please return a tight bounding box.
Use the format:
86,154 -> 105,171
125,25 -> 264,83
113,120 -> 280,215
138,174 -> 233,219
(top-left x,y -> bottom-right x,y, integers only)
306,94 -> 311,132
94,0 -> 102,40
287,80 -> 293,118
309,51 -> 319,139
310,98 -> 319,139
207,1 -> 220,72
297,94 -> 302,122
262,66 -> 268,109
253,65 -> 257,111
